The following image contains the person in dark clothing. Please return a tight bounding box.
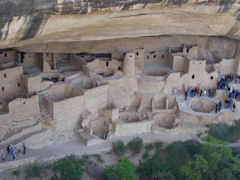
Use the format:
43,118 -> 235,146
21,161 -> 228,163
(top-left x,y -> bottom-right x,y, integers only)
23,143 -> 26,155
7,145 -> 10,155
218,101 -> 221,112
233,103 -> 236,112
215,104 -> 218,113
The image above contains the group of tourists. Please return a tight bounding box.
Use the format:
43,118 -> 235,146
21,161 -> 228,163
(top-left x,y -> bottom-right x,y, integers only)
215,100 -> 236,113
217,74 -> 240,112
185,73 -> 239,113
1,143 -> 26,162
185,86 -> 215,100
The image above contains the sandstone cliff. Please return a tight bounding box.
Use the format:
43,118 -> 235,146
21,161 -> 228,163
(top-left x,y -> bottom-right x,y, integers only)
0,0 -> 240,49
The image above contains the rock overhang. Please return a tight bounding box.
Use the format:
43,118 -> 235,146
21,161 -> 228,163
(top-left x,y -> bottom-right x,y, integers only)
0,0 -> 240,49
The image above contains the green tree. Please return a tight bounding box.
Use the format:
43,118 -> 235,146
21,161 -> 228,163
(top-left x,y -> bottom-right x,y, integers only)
180,154 -> 209,180
52,155 -> 83,180
181,137 -> 240,180
104,158 -> 138,180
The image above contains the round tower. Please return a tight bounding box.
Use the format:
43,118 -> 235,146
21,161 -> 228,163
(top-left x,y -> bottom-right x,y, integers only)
122,52 -> 135,75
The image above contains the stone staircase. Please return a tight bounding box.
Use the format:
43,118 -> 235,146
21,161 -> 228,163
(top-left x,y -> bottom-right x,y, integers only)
0,97 -> 55,150
39,97 -> 53,122
0,122 -> 47,149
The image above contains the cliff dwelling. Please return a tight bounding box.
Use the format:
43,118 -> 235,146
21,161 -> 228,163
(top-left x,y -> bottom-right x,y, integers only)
0,0 -> 240,175
0,41 -> 239,147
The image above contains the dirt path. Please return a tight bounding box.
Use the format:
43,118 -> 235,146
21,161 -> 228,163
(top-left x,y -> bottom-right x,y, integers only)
0,132 -> 194,171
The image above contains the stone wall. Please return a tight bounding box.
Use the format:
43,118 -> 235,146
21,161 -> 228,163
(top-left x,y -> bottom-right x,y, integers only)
54,96 -> 84,131
23,75 -> 54,94
138,78 -> 165,92
21,53 -> 42,68
84,85 -> 109,113
171,55 -> 186,72
214,58 -> 236,75
114,120 -> 154,137
0,66 -> 23,100
43,84 -> 110,131
44,84 -> 83,102
0,50 -> 17,62
8,95 -> 40,118
182,60 -> 218,89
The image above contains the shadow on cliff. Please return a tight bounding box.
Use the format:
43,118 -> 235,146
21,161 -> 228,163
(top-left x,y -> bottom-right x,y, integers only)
217,0 -> 236,13
20,14 -> 49,41
0,0 -> 56,41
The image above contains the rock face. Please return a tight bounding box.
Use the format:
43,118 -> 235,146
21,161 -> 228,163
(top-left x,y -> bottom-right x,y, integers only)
0,0 -> 240,49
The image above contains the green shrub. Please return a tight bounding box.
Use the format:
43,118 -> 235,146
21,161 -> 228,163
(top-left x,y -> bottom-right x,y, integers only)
82,154 -> 90,161
152,172 -> 176,180
232,146 -> 240,156
208,121 -> 240,142
112,140 -> 126,156
209,123 -> 229,139
144,143 -> 154,152
138,153 -> 170,179
52,155 -> 83,180
127,137 -> 143,154
25,165 -> 43,179
184,140 -> 201,157
154,142 -> 163,150
105,151 -> 112,155
12,170 -> 20,177
93,154 -> 104,163
142,152 -> 150,160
